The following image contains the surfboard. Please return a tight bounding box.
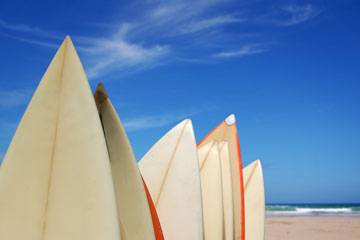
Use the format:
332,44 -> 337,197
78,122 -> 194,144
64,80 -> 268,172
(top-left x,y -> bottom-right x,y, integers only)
243,160 -> 265,240
0,36 -> 122,240
218,141 -> 234,240
138,120 -> 203,240
198,114 -> 245,240
94,83 -> 163,240
198,141 -> 224,240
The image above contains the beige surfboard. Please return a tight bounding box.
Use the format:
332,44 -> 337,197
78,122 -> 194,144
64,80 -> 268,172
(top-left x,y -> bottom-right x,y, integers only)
138,120 -> 203,240
198,114 -> 245,240
94,83 -> 160,240
0,37 -> 122,240
243,160 -> 265,240
218,141 -> 234,240
198,141 -> 224,240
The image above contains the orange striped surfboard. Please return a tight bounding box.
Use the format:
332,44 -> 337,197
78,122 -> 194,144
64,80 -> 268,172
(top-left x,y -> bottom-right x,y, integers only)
198,114 -> 245,240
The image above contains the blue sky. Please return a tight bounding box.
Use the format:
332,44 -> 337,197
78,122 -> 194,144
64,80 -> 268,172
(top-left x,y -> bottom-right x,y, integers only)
0,0 -> 359,203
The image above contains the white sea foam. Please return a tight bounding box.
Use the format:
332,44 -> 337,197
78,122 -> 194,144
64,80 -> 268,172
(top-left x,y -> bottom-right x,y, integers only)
295,208 -> 353,213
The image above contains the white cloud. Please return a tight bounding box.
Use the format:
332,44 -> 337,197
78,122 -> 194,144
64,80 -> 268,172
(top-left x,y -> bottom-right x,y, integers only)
148,0 -> 227,22
0,89 -> 33,108
276,4 -> 315,26
283,4 -> 314,26
78,36 -> 170,78
178,15 -> 244,34
214,44 -> 267,58
141,0 -> 241,37
249,3 -> 316,27
150,4 -> 187,19
123,110 -> 200,131
123,117 -> 175,131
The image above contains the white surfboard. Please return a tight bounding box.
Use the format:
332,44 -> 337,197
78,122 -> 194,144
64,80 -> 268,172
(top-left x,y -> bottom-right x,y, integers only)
198,114 -> 245,240
94,83 -> 162,240
0,37 -> 122,240
218,141 -> 234,240
138,120 -> 203,240
198,141 -> 224,240
243,160 -> 265,240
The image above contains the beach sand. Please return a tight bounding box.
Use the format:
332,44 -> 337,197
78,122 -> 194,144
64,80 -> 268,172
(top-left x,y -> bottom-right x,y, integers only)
265,217 -> 360,240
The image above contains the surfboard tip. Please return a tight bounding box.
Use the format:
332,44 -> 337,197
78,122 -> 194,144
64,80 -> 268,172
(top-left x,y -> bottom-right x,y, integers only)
225,114 -> 236,126
94,82 -> 108,111
255,159 -> 262,168
63,35 -> 72,45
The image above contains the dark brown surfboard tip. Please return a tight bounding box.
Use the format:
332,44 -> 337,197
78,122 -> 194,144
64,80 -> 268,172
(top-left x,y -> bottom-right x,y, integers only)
94,82 -> 108,112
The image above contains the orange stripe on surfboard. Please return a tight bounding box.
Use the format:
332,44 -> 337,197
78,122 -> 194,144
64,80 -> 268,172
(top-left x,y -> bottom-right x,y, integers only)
142,176 -> 164,240
233,124 -> 245,240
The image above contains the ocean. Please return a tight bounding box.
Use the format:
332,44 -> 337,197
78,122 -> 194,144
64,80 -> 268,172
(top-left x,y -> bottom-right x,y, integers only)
266,203 -> 360,217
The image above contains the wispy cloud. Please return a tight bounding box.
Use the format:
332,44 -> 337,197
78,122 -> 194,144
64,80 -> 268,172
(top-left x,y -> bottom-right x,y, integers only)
267,4 -> 317,27
281,4 -> 315,26
123,117 -> 176,131
178,15 -> 244,35
123,109 -> 201,131
0,2 -> 320,78
77,36 -> 170,78
214,44 -> 267,58
147,0 -> 229,23
0,89 -> 33,108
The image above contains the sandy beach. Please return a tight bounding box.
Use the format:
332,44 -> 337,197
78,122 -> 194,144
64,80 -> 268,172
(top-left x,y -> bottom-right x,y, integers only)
265,217 -> 360,240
